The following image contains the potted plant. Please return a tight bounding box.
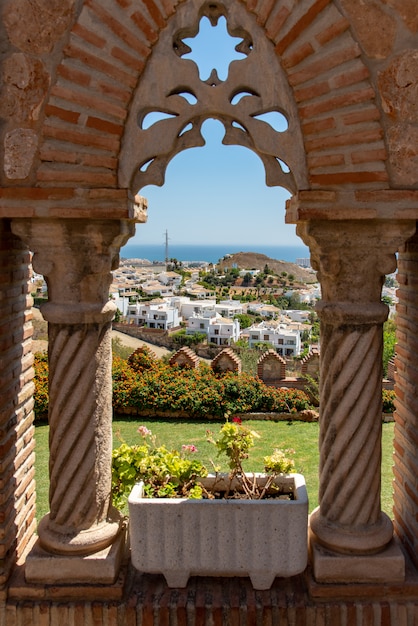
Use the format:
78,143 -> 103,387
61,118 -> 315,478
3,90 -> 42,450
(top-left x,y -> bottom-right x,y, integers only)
112,419 -> 308,590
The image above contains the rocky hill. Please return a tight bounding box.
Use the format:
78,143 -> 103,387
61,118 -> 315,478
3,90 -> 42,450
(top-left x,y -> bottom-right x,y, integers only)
217,252 -> 315,283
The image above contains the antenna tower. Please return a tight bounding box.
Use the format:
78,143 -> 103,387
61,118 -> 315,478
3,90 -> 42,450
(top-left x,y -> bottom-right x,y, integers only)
164,229 -> 169,267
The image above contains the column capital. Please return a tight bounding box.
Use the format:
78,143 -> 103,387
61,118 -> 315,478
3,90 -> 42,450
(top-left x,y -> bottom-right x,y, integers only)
12,218 -> 135,323
297,220 -> 415,303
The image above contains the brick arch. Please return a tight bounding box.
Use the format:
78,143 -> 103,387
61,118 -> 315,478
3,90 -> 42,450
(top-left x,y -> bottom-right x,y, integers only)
36,0 -> 388,195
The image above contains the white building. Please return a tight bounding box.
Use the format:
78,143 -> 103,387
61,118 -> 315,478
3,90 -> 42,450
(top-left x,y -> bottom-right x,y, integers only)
247,302 -> 281,318
215,300 -> 244,318
174,299 -> 216,321
187,311 -> 240,346
184,284 -> 215,298
208,317 -> 240,346
157,271 -> 182,288
126,300 -> 182,330
239,268 -> 260,277
285,309 -> 311,323
141,280 -> 174,297
245,321 -> 302,357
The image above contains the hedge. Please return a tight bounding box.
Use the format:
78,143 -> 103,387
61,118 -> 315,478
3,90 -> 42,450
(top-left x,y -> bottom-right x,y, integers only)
34,348 -> 311,421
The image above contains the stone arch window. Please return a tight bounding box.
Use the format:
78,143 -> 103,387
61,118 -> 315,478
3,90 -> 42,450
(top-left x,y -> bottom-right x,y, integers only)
2,0 -> 418,607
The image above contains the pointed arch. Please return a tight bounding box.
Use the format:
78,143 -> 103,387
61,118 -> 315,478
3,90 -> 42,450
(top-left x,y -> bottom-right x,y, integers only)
35,0 -> 388,202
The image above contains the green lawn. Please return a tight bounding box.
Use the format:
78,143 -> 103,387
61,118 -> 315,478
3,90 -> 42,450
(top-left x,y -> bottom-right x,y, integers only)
34,419 -> 396,521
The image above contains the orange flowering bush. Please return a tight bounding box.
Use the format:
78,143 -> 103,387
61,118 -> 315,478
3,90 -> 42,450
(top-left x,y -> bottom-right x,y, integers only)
33,346 -> 312,420
382,389 -> 395,414
33,352 -> 49,418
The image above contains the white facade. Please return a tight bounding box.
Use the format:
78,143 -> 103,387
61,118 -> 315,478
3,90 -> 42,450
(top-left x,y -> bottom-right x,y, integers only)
141,280 -> 174,297
285,310 -> 311,323
176,299 -> 216,321
245,322 -> 302,357
187,311 -> 240,346
247,302 -> 281,318
208,317 -> 240,346
239,269 -> 260,277
157,271 -> 182,287
184,285 -> 215,298
215,300 -> 244,317
126,301 -> 182,330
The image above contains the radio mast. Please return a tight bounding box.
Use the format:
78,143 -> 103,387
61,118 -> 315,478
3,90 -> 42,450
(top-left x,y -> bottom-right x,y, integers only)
164,229 -> 169,267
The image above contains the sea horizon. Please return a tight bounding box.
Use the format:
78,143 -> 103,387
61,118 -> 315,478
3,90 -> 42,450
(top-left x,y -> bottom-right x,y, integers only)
121,243 -> 310,265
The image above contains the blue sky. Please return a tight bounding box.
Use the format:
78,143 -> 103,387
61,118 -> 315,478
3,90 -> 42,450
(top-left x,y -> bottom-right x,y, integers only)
128,17 -> 300,248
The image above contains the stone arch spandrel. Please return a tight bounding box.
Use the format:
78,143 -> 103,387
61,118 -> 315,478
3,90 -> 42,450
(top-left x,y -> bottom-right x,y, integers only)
28,0 -> 391,204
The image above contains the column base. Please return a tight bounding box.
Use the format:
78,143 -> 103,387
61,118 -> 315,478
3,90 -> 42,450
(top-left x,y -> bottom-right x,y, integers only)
309,507 -> 394,555
25,527 -> 127,585
37,506 -> 124,556
309,533 -> 405,584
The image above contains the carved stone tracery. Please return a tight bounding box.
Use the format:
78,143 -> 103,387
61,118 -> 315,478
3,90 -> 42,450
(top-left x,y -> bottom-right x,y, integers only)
119,0 -> 308,195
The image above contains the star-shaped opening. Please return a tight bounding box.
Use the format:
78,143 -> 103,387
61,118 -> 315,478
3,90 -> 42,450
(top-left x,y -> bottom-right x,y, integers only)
182,16 -> 246,82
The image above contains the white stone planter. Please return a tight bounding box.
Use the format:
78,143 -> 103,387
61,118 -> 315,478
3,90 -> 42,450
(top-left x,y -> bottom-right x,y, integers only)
128,473 -> 308,590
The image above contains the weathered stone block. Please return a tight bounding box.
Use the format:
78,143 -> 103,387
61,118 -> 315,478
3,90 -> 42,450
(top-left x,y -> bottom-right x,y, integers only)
4,129 -> 38,180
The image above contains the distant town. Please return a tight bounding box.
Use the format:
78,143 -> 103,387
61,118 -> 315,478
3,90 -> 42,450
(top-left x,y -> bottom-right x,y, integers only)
31,252 -> 398,360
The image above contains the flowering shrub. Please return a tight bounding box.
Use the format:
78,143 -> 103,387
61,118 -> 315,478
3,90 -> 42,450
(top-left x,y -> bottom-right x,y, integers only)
112,420 -> 296,505
33,353 -> 49,418
127,346 -> 159,373
110,352 -> 312,418
382,389 -> 396,413
33,349 -> 310,420
32,348 -> 396,422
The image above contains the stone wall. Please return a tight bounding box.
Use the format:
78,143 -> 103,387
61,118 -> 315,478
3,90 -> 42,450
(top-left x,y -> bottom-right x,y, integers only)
0,223 -> 36,598
113,322 -> 177,349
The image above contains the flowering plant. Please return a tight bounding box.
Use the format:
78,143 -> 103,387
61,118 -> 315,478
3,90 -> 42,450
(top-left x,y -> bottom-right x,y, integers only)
206,417 -> 296,499
111,419 -> 296,507
111,426 -> 207,507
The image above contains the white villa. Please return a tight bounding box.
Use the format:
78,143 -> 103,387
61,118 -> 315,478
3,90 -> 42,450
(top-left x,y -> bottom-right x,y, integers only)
247,302 -> 281,318
126,299 -> 182,330
187,310 -> 240,346
285,309 -> 311,323
170,297 -> 216,320
215,300 -> 244,318
141,280 -> 174,297
245,321 -> 302,357
157,271 -> 182,289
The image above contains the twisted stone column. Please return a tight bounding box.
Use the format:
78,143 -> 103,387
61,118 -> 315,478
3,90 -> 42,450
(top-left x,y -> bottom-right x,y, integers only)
298,220 -> 415,556
12,218 -> 134,556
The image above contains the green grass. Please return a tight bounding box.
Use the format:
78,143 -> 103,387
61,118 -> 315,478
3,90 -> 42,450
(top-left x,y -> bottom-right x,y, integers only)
34,419 -> 396,521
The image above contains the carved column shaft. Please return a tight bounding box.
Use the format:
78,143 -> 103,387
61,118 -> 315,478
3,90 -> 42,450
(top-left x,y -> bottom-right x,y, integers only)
298,220 -> 415,555
12,218 -> 135,556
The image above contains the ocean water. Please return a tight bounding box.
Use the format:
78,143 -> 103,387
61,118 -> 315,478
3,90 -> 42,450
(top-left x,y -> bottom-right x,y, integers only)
121,243 -> 310,265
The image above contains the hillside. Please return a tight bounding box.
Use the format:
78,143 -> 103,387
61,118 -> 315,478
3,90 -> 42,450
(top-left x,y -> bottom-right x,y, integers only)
217,252 -> 315,283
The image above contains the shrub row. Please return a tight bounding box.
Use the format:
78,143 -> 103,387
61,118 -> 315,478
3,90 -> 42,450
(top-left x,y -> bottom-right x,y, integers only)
33,348 -> 311,421
33,348 -> 397,421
